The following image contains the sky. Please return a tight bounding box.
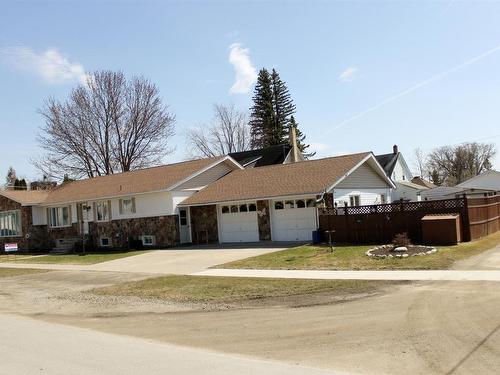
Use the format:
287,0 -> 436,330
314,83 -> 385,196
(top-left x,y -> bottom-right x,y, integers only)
1,0 -> 500,181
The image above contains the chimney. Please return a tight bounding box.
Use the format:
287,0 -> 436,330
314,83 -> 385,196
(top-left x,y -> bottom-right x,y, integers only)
289,126 -> 299,163
393,144 -> 398,154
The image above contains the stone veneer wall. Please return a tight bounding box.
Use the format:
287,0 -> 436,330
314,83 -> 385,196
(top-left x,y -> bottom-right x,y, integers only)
88,215 -> 180,249
0,195 -> 50,253
190,205 -> 218,243
257,200 -> 271,241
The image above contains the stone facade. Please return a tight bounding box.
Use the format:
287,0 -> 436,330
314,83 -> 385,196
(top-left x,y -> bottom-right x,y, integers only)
190,205 -> 218,243
0,195 -> 51,253
257,200 -> 271,241
88,215 -> 180,249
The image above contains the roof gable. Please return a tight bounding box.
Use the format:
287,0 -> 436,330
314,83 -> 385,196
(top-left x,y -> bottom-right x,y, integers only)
42,157 -> 223,205
180,152 -> 376,206
0,190 -> 50,206
456,170 -> 500,190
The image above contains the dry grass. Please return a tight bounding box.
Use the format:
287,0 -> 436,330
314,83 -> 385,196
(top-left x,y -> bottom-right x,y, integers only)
92,275 -> 389,303
4,250 -> 149,265
0,268 -> 49,278
218,231 -> 500,270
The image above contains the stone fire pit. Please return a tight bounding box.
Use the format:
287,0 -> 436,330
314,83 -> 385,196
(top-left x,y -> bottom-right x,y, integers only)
366,244 -> 437,258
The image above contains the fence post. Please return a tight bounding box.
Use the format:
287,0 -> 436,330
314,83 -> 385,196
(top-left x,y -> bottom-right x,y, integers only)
462,194 -> 471,242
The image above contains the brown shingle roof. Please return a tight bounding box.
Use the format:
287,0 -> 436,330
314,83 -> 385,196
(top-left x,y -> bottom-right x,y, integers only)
43,157 -> 223,205
180,152 -> 370,206
0,190 -> 50,205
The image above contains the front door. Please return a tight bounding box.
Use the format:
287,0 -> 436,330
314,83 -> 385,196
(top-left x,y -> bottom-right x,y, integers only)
179,208 -> 190,243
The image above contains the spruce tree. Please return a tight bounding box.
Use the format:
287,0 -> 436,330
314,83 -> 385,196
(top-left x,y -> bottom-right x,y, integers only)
249,69 -> 274,148
5,167 -> 16,188
271,68 -> 296,145
289,115 -> 313,155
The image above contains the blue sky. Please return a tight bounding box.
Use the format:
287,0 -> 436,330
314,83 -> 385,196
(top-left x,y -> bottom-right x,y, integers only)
1,0 -> 500,181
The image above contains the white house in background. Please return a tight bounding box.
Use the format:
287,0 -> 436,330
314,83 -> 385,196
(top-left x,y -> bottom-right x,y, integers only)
421,170 -> 500,201
375,145 -> 427,201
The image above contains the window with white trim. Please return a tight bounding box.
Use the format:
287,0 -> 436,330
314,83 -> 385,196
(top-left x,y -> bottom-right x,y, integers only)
119,197 -> 136,215
49,206 -> 71,228
100,237 -> 110,247
349,195 -> 361,207
141,235 -> 156,246
221,202 -> 257,214
95,201 -> 110,222
0,210 -> 21,237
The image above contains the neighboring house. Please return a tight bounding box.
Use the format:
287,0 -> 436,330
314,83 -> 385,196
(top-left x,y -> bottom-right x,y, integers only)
411,176 -> 435,189
421,170 -> 500,201
375,145 -> 426,201
0,156 -> 242,251
179,152 -> 395,243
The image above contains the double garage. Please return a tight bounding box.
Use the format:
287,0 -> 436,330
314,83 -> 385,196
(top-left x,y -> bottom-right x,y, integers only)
218,197 -> 318,243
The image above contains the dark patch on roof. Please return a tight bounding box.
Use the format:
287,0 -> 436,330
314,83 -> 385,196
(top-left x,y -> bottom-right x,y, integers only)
229,145 -> 292,168
375,152 -> 399,176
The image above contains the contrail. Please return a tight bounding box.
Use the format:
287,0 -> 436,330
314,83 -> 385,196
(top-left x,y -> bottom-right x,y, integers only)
327,43 -> 500,134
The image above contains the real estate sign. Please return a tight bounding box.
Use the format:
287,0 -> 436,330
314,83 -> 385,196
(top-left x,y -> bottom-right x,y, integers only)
4,243 -> 18,252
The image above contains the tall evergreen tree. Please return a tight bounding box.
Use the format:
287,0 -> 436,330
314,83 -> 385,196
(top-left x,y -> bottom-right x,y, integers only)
249,68 -> 309,152
289,116 -> 312,155
249,69 -> 274,148
5,167 -> 16,189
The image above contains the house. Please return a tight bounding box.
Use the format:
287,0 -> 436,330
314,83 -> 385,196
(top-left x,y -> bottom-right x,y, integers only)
179,152 -> 395,243
0,150 -> 395,250
411,176 -> 435,189
375,145 -> 426,201
421,170 -> 500,201
0,156 -> 242,251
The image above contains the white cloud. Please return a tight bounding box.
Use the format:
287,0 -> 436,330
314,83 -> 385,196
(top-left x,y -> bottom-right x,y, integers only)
1,46 -> 88,84
338,67 -> 358,82
228,43 -> 257,94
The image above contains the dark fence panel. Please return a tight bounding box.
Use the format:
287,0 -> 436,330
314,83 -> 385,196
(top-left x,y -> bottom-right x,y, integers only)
468,195 -> 500,240
319,197 -> 470,244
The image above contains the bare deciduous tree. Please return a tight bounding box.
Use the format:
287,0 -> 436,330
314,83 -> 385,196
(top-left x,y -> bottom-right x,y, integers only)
412,148 -> 428,177
34,71 -> 175,179
427,142 -> 496,185
186,104 -> 250,157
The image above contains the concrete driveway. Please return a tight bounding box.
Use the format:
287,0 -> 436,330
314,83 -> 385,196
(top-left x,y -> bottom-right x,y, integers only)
0,246 -> 286,275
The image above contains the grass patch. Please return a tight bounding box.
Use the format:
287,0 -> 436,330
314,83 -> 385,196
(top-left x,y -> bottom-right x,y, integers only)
218,231 -> 500,270
92,275 -> 388,303
8,250 -> 150,265
0,268 -> 49,278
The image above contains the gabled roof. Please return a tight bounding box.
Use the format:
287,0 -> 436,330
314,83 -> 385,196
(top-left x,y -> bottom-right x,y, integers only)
180,152 -> 384,206
411,176 -> 435,189
375,152 -> 399,176
456,170 -> 500,191
42,157 -> 226,205
229,145 -> 292,168
0,190 -> 50,206
395,180 -> 427,191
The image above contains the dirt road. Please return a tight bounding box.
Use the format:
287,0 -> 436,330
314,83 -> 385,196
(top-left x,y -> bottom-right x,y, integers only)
1,245 -> 500,374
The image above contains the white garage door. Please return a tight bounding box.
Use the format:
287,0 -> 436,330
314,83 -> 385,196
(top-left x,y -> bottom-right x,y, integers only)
219,203 -> 259,243
272,198 -> 317,241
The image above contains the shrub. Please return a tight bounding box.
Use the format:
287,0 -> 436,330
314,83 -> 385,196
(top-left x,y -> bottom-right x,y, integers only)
392,233 -> 411,247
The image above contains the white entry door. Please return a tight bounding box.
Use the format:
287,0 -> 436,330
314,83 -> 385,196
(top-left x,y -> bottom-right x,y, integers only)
179,208 -> 190,243
271,199 -> 317,241
219,203 -> 259,243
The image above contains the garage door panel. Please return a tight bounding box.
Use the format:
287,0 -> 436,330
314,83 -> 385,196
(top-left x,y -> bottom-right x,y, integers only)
220,211 -> 259,243
271,206 -> 317,242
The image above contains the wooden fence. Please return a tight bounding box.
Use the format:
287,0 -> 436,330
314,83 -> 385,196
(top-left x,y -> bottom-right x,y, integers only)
318,197 -> 471,244
467,195 -> 500,240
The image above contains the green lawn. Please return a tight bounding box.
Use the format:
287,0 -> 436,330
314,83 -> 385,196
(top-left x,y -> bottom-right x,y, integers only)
5,250 -> 150,265
0,268 -> 49,278
218,231 -> 500,271
92,275 -> 388,303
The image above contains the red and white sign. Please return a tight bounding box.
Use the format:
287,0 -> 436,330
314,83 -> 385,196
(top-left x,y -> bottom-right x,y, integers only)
4,243 -> 18,252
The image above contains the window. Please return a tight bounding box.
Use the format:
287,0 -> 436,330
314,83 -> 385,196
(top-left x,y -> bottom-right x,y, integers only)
248,203 -> 257,212
141,235 -> 156,246
119,197 -> 136,215
381,194 -> 387,204
306,199 -> 315,208
95,201 -> 110,222
285,200 -> 295,209
349,195 -> 361,207
274,201 -> 284,210
221,206 -> 229,214
0,210 -> 21,237
49,206 -> 71,228
179,209 -> 187,226
230,205 -> 238,213
100,237 -> 110,247
239,204 -> 248,212
296,199 -> 306,208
